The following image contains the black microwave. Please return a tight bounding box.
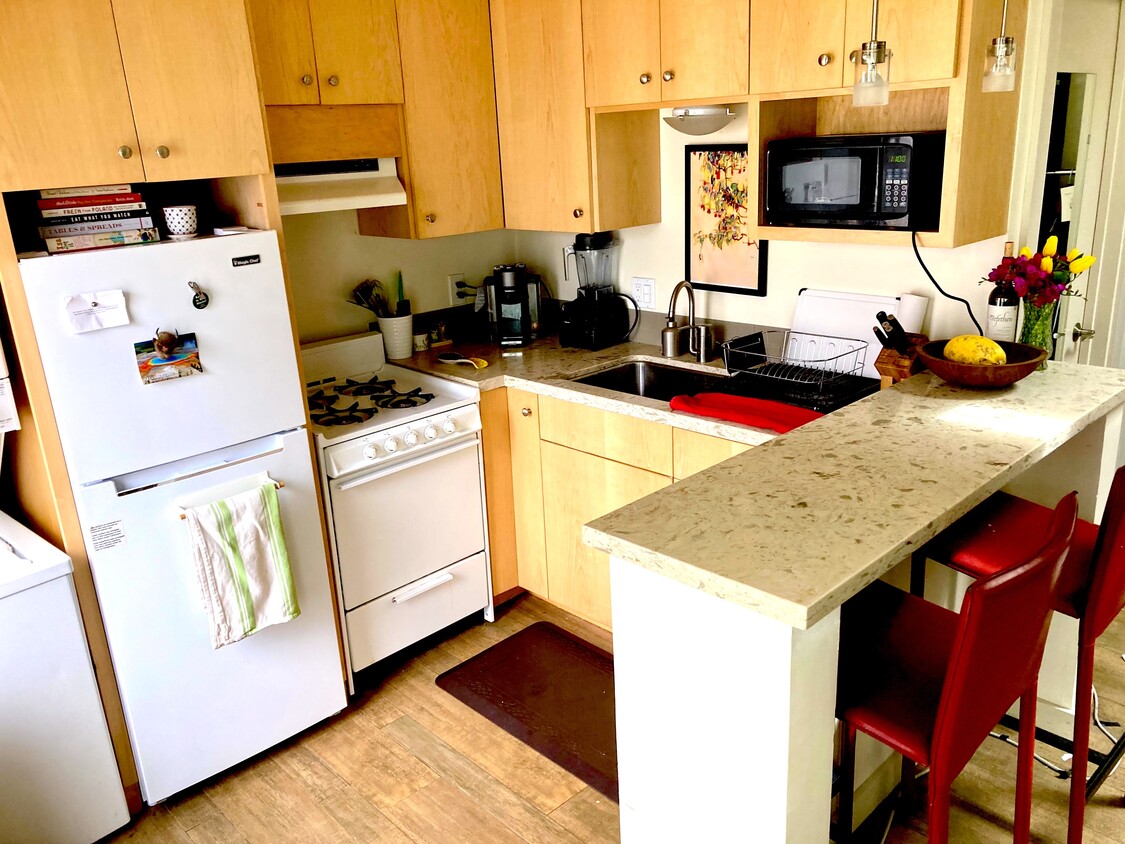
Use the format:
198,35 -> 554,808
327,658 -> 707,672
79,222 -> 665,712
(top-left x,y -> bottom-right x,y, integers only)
765,132 -> 945,231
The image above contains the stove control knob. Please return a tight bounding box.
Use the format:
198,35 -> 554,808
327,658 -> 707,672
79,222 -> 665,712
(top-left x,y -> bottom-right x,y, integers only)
424,425 -> 439,440
362,443 -> 378,460
384,437 -> 399,453
442,418 -> 457,434
404,430 -> 419,447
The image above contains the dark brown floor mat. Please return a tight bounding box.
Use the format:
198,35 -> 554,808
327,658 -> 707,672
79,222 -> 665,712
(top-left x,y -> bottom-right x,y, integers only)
435,621 -> 618,801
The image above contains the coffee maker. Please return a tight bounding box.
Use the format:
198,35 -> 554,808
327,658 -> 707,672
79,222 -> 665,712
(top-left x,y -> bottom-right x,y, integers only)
559,232 -> 638,351
483,263 -> 543,347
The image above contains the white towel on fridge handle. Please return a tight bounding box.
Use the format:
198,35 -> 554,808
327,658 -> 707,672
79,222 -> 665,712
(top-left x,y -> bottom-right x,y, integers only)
183,481 -> 301,649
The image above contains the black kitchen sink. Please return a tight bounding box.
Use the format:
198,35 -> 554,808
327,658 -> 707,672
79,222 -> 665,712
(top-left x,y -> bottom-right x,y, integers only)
569,361 -> 732,401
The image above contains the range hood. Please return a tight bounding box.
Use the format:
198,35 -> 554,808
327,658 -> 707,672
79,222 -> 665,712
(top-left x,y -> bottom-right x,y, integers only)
275,158 -> 407,216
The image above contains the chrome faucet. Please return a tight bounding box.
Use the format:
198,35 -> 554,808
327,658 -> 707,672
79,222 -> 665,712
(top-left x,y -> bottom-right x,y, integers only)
661,281 -> 713,362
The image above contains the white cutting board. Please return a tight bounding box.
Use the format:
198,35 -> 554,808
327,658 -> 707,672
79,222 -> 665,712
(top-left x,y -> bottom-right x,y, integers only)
791,289 -> 925,380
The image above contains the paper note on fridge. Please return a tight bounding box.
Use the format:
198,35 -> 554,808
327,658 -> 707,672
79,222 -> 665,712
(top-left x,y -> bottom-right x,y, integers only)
0,379 -> 20,432
64,290 -> 130,333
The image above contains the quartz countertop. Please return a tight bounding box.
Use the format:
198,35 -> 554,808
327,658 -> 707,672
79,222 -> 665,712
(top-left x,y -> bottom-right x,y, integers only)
583,362 -> 1125,629
394,337 -> 778,447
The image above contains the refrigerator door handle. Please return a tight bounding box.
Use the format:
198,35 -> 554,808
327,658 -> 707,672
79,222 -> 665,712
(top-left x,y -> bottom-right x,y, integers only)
113,446 -> 286,496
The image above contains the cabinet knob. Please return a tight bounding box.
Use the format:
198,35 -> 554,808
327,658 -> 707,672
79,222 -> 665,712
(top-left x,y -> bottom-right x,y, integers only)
327,75 -> 340,87
301,74 -> 313,85
662,70 -> 674,82
155,145 -> 170,159
521,407 -> 532,417
425,213 -> 436,223
818,53 -> 833,66
117,145 -> 133,160
639,72 -> 652,84
573,208 -> 584,218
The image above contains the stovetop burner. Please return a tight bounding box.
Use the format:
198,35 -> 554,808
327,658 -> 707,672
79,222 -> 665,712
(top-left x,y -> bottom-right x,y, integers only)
334,376 -> 397,397
310,402 -> 377,426
371,387 -> 436,410
307,374 -> 438,430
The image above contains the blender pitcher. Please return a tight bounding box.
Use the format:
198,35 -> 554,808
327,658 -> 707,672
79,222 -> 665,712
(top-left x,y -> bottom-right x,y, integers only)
563,231 -> 620,289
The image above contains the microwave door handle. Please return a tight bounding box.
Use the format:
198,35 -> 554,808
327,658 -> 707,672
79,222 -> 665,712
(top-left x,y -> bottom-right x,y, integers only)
335,436 -> 479,492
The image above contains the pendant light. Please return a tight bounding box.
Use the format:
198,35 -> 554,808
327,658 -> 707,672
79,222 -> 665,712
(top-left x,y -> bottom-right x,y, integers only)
983,0 -> 1018,92
853,0 -> 891,107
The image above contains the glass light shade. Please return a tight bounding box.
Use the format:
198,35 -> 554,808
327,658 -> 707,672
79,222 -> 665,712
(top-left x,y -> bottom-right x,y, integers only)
853,42 -> 891,107
662,106 -> 737,136
983,37 -> 1017,92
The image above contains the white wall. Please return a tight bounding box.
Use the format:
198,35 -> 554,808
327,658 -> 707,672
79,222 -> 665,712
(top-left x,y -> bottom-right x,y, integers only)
281,210 -> 516,343
515,107 -> 1007,340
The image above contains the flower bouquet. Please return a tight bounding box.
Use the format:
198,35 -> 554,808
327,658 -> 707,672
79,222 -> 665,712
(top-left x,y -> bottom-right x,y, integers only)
983,236 -> 1096,365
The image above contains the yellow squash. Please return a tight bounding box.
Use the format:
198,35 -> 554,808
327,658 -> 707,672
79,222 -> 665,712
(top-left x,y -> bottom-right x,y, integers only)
944,335 -> 1007,365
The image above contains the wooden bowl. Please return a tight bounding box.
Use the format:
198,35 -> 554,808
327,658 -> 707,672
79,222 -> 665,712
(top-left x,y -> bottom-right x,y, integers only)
916,340 -> 1048,388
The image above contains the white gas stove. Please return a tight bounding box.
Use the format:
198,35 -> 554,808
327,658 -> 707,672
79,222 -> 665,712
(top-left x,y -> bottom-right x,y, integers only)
300,333 -> 493,690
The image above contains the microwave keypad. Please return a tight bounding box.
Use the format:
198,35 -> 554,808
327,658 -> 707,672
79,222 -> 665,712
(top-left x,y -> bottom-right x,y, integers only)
883,167 -> 909,212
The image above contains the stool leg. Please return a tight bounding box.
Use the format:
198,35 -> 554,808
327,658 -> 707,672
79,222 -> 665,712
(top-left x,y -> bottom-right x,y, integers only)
1015,682 -> 1038,844
837,721 -> 857,842
910,551 -> 927,597
927,768 -> 950,844
1068,634 -> 1096,844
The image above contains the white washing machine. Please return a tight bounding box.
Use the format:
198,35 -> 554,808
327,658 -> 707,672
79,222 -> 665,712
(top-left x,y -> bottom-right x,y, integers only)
0,510 -> 129,843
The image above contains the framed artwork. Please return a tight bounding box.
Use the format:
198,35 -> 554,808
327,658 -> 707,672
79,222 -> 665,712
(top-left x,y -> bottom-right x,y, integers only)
684,143 -> 767,297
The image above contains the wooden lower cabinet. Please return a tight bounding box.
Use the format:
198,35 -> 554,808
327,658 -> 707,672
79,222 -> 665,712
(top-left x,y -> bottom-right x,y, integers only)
480,388 -> 517,597
672,428 -> 752,481
538,395 -> 673,476
540,441 -> 671,629
507,388 -> 549,597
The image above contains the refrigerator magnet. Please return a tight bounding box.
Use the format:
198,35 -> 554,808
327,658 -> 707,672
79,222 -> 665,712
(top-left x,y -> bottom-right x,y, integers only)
188,281 -> 209,309
135,330 -> 203,385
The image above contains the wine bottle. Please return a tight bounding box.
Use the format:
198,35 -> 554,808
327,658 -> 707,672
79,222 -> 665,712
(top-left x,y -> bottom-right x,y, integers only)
987,241 -> 1019,342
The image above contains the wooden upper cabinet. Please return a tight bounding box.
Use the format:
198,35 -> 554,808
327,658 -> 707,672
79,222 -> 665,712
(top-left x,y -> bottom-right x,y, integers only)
750,0 -> 846,93
659,0 -> 749,101
247,0 -> 320,105
492,0 -> 593,230
583,0 -> 749,107
582,0 -> 662,107
0,1 -> 145,191
112,0 -> 269,181
308,0 -> 404,104
396,0 -> 503,237
844,0 -> 961,85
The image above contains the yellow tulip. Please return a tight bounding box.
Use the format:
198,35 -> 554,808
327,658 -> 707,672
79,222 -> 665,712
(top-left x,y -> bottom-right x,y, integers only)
1041,256 -> 1054,273
1043,235 -> 1058,257
1019,246 -> 1033,259
1070,255 -> 1097,274
1067,248 -> 1081,262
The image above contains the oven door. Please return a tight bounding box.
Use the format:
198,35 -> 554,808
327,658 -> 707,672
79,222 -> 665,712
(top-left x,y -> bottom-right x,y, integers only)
765,145 -> 881,223
329,434 -> 486,611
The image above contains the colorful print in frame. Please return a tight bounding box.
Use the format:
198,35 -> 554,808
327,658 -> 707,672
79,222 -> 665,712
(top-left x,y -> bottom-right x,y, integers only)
685,144 -> 767,297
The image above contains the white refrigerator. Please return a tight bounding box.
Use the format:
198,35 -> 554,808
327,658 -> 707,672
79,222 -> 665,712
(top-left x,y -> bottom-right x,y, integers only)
19,231 -> 346,804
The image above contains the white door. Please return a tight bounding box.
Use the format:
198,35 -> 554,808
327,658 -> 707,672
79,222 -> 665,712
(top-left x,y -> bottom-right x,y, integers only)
18,231 -> 306,483
76,430 -> 345,804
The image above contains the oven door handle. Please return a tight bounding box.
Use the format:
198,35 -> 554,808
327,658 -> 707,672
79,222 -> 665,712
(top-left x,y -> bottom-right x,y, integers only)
391,572 -> 455,604
334,436 -> 479,492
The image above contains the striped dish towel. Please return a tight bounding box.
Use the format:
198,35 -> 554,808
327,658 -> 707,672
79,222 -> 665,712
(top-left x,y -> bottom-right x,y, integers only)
183,482 -> 300,649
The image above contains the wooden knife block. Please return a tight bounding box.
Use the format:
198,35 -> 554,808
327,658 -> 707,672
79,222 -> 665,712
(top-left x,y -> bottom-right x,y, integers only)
874,333 -> 929,389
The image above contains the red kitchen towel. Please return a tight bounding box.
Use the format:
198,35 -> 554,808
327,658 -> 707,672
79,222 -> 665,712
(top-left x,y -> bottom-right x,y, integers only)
669,393 -> 824,433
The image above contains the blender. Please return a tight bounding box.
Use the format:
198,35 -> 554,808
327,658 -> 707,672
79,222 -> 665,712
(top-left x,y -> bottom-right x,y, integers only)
559,231 -> 639,350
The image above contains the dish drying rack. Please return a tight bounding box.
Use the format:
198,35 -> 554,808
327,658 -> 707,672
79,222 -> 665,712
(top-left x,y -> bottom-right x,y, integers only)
721,330 -> 869,397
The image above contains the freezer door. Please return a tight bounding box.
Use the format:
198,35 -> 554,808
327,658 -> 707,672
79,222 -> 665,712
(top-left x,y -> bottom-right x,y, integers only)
18,231 -> 306,482
75,430 -> 345,804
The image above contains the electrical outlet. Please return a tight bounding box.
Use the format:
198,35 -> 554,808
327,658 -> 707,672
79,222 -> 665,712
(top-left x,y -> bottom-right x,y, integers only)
632,277 -> 656,309
447,273 -> 465,307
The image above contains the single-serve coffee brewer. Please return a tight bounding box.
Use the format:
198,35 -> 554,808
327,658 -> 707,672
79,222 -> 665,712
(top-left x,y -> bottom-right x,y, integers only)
483,263 -> 543,347
559,232 -> 638,351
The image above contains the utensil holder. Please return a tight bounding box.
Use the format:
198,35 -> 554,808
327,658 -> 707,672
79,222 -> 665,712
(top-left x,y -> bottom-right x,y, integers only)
376,315 -> 413,359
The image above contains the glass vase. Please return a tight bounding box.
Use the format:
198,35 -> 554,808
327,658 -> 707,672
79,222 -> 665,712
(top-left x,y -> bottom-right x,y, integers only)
1019,301 -> 1056,370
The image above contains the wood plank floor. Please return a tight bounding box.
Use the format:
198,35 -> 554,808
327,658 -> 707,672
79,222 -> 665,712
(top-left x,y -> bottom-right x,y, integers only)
104,594 -> 1125,843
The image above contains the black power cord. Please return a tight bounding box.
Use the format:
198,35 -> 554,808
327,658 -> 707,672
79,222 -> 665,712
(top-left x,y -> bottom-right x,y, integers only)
911,230 -> 984,335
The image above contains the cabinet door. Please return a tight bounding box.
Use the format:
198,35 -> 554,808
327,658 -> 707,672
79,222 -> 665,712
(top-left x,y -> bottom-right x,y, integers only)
480,389 -> 518,598
112,0 -> 270,181
538,396 -> 673,476
0,1 -> 145,191
247,0 -> 320,105
492,0 -> 593,231
541,441 -> 670,629
844,0 -> 960,85
660,0 -> 750,101
582,0 -> 662,107
308,0 -> 404,104
750,0 -> 846,93
397,0 -> 503,237
508,389 -> 548,597
672,428 -> 752,481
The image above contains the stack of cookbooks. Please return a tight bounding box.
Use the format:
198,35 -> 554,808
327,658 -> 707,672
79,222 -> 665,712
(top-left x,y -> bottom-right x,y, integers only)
37,184 -> 159,253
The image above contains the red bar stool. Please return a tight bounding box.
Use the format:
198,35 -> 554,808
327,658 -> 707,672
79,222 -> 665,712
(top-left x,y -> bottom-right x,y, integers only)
922,466 -> 1125,844
835,492 -> 1078,844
